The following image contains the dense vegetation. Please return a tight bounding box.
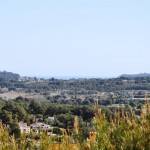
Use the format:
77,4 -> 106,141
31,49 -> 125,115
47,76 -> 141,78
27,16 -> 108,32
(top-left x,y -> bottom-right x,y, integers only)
0,71 -> 20,81
0,97 -> 96,138
1,71 -> 150,92
0,71 -> 150,149
0,102 -> 149,150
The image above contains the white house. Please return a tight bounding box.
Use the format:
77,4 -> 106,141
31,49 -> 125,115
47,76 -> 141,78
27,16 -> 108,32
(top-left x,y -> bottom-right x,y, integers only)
18,122 -> 30,134
30,122 -> 53,130
47,116 -> 55,123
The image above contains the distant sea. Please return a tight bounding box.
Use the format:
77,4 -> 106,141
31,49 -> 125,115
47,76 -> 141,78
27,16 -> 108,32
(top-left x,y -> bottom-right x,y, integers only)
37,76 -> 115,80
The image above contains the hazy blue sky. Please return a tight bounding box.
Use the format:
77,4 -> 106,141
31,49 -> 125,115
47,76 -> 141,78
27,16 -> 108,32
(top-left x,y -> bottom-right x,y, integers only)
0,0 -> 150,77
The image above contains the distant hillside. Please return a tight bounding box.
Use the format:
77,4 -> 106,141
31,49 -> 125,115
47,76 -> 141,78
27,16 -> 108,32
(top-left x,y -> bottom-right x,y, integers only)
119,73 -> 150,78
0,71 -> 20,81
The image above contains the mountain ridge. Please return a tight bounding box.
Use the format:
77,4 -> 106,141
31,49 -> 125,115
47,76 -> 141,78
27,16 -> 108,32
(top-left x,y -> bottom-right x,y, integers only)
119,73 -> 150,78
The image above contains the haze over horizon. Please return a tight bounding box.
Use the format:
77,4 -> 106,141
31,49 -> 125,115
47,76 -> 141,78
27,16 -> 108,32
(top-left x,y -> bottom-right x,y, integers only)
0,0 -> 150,77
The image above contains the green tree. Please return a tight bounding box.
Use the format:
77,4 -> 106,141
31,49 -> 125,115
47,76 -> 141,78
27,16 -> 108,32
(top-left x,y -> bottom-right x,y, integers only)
9,123 -> 21,138
0,110 -> 13,124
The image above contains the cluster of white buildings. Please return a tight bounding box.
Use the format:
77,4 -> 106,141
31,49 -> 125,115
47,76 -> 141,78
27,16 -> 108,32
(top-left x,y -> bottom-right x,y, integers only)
18,116 -> 55,135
